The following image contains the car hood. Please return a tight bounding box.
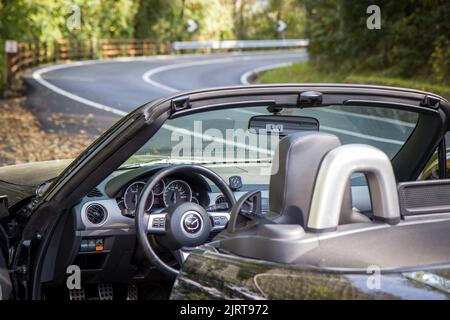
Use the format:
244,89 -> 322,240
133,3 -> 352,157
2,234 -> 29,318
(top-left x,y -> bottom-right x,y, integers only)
0,159 -> 72,206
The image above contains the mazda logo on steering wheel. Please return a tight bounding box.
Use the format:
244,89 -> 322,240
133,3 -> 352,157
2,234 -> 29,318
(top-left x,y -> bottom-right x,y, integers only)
183,212 -> 202,234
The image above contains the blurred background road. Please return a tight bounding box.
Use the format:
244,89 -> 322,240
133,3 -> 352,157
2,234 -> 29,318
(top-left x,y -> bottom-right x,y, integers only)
31,50 -> 305,114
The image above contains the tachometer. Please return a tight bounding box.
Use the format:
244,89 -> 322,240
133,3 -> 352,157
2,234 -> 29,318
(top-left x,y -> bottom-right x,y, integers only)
163,180 -> 192,207
124,181 -> 153,214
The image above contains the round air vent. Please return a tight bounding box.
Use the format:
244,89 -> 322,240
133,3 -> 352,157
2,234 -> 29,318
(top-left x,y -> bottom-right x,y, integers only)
86,204 -> 107,225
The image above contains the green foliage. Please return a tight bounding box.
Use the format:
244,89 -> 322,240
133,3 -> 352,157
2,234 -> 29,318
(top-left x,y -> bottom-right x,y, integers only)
431,35 -> 450,83
0,0 -> 138,92
302,0 -> 450,84
0,0 -> 138,41
229,0 -> 305,39
133,0 -> 304,41
134,0 -> 182,40
257,61 -> 450,99
0,0 -> 306,45
183,0 -> 235,41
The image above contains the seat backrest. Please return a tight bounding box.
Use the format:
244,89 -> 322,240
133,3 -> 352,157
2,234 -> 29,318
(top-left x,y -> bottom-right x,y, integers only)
269,131 -> 362,227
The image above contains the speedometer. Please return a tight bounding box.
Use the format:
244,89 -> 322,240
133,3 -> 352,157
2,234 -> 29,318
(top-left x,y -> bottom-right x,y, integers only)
163,180 -> 192,207
124,181 -> 153,214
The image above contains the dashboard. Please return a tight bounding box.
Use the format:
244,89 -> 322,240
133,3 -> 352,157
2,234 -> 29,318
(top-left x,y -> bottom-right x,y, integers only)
74,165 -> 268,232
49,164 -> 271,287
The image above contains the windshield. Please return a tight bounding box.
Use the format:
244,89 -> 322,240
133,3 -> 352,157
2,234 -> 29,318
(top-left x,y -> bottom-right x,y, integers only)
122,105 -> 418,173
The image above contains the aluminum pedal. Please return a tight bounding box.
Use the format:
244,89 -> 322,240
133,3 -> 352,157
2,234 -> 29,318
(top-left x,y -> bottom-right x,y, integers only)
98,283 -> 113,300
69,288 -> 86,300
127,283 -> 138,300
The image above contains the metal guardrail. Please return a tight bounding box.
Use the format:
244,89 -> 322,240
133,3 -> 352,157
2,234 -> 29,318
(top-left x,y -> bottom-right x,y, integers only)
3,39 -> 170,93
171,39 -> 309,51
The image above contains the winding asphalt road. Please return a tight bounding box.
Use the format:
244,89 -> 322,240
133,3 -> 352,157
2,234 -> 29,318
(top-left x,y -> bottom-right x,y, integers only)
24,49 -> 415,158
33,50 -> 305,113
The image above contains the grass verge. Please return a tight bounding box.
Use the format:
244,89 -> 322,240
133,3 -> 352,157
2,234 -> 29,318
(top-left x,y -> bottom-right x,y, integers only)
257,62 -> 450,100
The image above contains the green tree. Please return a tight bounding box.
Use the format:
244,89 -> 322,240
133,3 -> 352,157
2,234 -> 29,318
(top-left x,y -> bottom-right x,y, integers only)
302,0 -> 450,83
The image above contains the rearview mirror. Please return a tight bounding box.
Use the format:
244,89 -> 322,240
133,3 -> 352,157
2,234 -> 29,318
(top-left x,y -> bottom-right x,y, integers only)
248,115 -> 319,137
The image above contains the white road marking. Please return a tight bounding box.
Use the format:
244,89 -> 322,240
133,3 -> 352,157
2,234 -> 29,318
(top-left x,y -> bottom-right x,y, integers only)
33,64 -> 127,117
141,52 -> 304,92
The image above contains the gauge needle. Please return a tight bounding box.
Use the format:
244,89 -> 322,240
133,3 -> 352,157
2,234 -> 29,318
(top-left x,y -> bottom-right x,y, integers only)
172,192 -> 176,203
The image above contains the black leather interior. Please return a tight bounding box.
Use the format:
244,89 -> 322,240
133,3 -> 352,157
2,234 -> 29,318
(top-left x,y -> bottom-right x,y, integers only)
268,132 -> 369,227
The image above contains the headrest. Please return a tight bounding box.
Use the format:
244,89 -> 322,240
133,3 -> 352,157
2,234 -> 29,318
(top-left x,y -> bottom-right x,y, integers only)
269,132 -> 353,226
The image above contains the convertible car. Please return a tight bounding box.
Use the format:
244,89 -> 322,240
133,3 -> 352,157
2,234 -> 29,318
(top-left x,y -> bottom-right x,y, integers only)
1,84 -> 450,300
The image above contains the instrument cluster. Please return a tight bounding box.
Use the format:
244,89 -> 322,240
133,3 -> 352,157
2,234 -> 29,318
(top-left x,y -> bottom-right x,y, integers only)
117,177 -> 202,217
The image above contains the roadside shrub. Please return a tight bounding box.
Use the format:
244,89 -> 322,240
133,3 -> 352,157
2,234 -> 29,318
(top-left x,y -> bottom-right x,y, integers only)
302,0 -> 450,84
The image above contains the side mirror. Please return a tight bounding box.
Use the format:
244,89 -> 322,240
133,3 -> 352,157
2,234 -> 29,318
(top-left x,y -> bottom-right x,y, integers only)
227,190 -> 264,233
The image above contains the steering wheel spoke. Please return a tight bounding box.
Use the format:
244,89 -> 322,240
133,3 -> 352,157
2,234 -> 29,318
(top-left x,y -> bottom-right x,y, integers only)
207,211 -> 231,231
147,212 -> 168,234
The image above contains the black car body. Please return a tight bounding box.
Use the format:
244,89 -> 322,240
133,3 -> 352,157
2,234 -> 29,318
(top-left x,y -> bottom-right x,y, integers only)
1,84 -> 450,300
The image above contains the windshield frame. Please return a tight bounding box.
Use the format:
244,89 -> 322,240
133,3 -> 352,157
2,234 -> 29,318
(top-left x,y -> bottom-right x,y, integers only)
125,102 -> 421,169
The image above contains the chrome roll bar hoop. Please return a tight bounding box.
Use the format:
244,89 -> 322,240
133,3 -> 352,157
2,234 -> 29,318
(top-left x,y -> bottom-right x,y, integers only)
307,144 -> 400,232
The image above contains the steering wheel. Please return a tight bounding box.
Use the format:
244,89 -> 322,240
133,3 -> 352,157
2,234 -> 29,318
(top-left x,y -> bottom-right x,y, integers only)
135,164 -> 236,278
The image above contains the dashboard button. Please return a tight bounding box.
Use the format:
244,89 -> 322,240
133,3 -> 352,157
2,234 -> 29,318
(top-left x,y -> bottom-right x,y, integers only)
79,240 -> 89,252
87,239 -> 96,251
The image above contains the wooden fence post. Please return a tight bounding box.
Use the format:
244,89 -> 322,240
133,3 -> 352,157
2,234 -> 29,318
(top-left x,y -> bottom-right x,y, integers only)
5,53 -> 14,92
43,41 -> 48,64
35,40 -> 40,66
4,40 -> 19,93
27,42 -> 33,67
54,41 -> 59,62
90,38 -> 97,59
